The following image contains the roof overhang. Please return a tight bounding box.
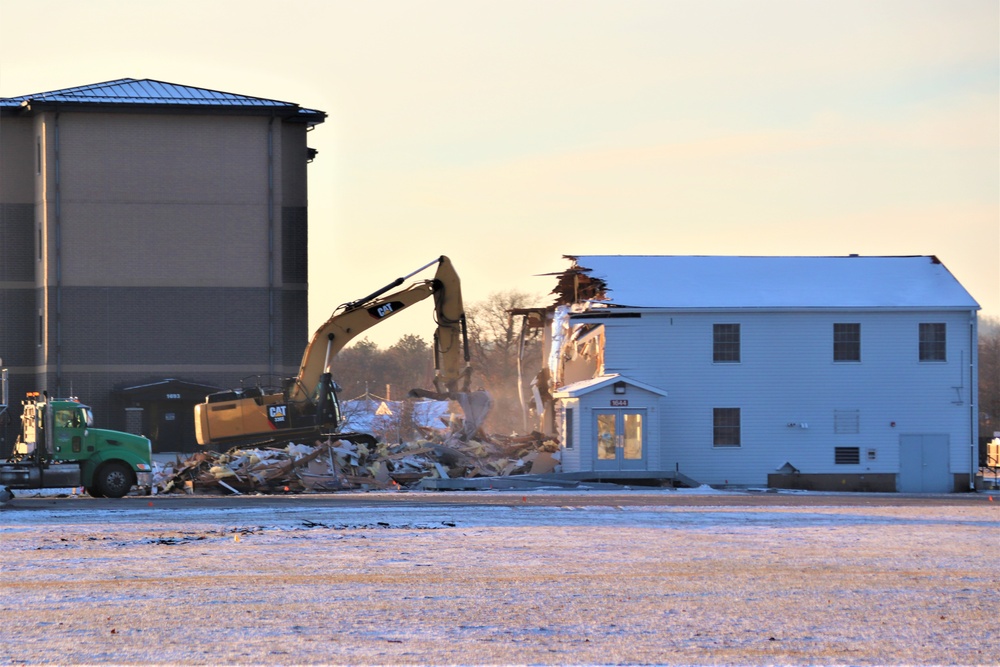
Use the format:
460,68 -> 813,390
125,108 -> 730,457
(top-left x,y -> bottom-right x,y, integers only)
553,374 -> 668,399
115,378 -> 222,402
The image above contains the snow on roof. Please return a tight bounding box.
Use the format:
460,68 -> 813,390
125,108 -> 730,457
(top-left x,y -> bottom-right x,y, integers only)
553,374 -> 668,399
568,255 -> 979,310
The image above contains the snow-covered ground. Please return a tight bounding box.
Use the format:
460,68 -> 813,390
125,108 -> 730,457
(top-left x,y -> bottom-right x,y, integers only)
2,490 -> 998,666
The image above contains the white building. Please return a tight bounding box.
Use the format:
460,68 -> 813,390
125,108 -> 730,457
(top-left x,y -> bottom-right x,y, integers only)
546,255 -> 980,492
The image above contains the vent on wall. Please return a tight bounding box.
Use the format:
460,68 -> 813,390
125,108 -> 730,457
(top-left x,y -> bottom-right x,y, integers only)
834,410 -> 860,434
835,447 -> 861,465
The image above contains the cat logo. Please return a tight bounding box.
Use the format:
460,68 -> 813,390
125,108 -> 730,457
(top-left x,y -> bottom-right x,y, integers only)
267,404 -> 288,428
368,301 -> 405,319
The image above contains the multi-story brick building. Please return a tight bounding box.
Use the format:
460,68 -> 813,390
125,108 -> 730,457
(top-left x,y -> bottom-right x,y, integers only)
0,79 -> 326,452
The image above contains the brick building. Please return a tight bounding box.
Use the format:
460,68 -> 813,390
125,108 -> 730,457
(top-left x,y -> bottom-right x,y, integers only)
0,79 -> 325,452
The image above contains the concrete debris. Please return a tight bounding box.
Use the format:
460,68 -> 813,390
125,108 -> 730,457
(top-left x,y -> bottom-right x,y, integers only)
154,430 -> 560,495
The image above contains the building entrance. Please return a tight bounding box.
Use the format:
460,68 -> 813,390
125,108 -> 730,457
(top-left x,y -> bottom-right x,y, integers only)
594,408 -> 647,471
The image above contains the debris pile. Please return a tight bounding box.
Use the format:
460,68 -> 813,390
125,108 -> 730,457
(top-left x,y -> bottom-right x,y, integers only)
155,431 -> 560,495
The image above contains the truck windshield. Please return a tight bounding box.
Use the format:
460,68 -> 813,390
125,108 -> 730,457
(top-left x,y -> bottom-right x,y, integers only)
80,408 -> 93,427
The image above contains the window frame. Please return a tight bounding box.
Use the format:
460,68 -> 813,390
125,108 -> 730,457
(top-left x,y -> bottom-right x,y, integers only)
712,407 -> 741,447
712,323 -> 741,363
918,322 -> 946,362
833,323 -> 861,362
564,407 -> 574,449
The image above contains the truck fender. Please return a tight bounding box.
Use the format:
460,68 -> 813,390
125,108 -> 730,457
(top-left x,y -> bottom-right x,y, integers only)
81,450 -> 151,487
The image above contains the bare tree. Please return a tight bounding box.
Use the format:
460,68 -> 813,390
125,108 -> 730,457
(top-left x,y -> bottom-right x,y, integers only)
466,290 -> 545,435
980,315 -> 1000,462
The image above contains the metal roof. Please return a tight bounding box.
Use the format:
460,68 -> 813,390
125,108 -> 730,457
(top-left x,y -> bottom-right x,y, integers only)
1,78 -> 325,122
563,255 -> 980,310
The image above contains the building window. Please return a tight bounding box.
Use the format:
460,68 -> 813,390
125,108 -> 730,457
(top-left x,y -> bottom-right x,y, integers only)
919,323 -> 946,362
835,447 -> 860,465
833,323 -> 860,362
713,408 -> 741,447
564,408 -> 574,449
713,324 -> 740,363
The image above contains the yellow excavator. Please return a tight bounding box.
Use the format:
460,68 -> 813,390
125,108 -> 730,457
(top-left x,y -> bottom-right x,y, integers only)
194,256 -> 491,447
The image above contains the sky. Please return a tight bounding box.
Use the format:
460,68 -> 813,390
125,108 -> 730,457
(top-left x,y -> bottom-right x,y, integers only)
1,0 -> 996,347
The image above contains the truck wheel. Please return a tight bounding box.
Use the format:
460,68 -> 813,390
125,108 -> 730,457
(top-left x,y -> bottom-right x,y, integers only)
85,486 -> 104,498
96,462 -> 134,499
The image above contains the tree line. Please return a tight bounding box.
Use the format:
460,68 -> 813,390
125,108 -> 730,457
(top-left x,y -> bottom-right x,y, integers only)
979,316 -> 1000,458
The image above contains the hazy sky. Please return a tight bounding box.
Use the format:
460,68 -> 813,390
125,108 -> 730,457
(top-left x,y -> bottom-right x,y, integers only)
2,0 -> 996,346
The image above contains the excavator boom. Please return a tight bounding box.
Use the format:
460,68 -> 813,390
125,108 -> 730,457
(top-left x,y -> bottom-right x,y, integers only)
195,256 -> 482,446
289,256 -> 470,405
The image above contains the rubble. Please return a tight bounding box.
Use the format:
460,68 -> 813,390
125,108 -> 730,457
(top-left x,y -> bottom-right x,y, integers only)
154,429 -> 561,495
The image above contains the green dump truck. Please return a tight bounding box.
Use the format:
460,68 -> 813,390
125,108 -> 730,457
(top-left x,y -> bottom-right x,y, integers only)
0,391 -> 152,498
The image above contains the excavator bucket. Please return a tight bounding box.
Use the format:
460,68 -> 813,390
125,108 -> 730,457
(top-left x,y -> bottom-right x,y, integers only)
453,390 -> 493,440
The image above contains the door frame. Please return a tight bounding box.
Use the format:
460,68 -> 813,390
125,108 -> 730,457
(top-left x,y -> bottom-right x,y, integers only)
593,407 -> 649,471
898,434 -> 951,493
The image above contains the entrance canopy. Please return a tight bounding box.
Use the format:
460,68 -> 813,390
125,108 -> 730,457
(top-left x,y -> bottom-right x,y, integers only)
115,379 -> 222,402
553,374 -> 668,400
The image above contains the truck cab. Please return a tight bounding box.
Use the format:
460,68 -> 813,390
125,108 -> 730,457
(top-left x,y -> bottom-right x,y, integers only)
2,393 -> 153,498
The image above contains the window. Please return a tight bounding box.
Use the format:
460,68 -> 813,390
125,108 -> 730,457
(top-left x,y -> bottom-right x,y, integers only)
919,323 -> 946,361
713,324 -> 740,363
713,408 -> 741,447
833,323 -> 860,362
834,447 -> 860,465
564,408 -> 574,449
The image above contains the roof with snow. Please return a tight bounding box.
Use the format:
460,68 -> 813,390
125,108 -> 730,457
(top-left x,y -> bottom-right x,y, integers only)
0,78 -> 325,123
553,374 -> 669,399
560,255 -> 979,310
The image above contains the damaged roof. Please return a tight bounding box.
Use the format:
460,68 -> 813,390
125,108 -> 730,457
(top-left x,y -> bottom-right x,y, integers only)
558,255 -> 979,310
0,78 -> 325,123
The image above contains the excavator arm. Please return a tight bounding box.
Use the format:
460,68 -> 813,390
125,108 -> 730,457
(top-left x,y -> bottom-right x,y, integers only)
288,255 -> 471,405
195,255 -> 485,446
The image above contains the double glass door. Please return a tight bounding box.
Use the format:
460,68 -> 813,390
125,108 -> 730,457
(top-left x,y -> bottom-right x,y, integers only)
595,409 -> 646,470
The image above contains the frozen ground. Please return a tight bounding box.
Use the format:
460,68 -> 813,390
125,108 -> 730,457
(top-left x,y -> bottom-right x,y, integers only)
1,490 -> 998,666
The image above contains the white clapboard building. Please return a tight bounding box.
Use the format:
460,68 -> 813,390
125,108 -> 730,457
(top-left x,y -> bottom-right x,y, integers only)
545,255 -> 980,492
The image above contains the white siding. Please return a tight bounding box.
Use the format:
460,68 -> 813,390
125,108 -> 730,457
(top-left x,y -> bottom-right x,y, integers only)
558,399 -> 582,471
596,310 -> 977,485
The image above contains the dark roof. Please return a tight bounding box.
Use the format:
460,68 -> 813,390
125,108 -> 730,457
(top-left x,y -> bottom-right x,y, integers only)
1,78 -> 325,123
